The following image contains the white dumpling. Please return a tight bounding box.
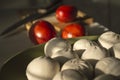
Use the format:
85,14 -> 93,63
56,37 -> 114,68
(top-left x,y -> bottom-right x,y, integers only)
61,58 -> 94,79
44,37 -> 71,57
26,56 -> 60,80
44,37 -> 76,65
73,39 -> 97,57
98,31 -> 120,49
73,39 -> 97,50
95,57 -> 120,77
81,45 -> 110,66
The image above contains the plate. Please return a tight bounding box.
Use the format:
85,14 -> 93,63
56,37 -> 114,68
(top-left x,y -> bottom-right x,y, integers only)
0,44 -> 45,80
0,36 -> 98,80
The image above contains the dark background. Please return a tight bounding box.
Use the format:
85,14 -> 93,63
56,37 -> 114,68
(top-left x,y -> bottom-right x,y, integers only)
0,0 -> 120,68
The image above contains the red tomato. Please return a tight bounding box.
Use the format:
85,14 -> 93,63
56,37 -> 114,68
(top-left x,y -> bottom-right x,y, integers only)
56,5 -> 77,23
29,20 -> 56,44
61,23 -> 85,39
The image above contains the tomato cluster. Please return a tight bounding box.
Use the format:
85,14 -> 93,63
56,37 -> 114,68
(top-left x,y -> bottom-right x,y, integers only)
28,5 -> 85,44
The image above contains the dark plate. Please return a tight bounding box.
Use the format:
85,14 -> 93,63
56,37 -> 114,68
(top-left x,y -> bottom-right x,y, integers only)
0,44 -> 45,80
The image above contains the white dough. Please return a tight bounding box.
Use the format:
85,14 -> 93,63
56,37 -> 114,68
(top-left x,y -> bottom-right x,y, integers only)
98,31 -> 120,49
81,45 -> 110,66
61,58 -> 94,79
44,37 -> 72,57
26,56 -> 60,80
95,57 -> 120,77
44,37 -> 76,65
73,39 -> 97,57
73,39 -> 97,50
